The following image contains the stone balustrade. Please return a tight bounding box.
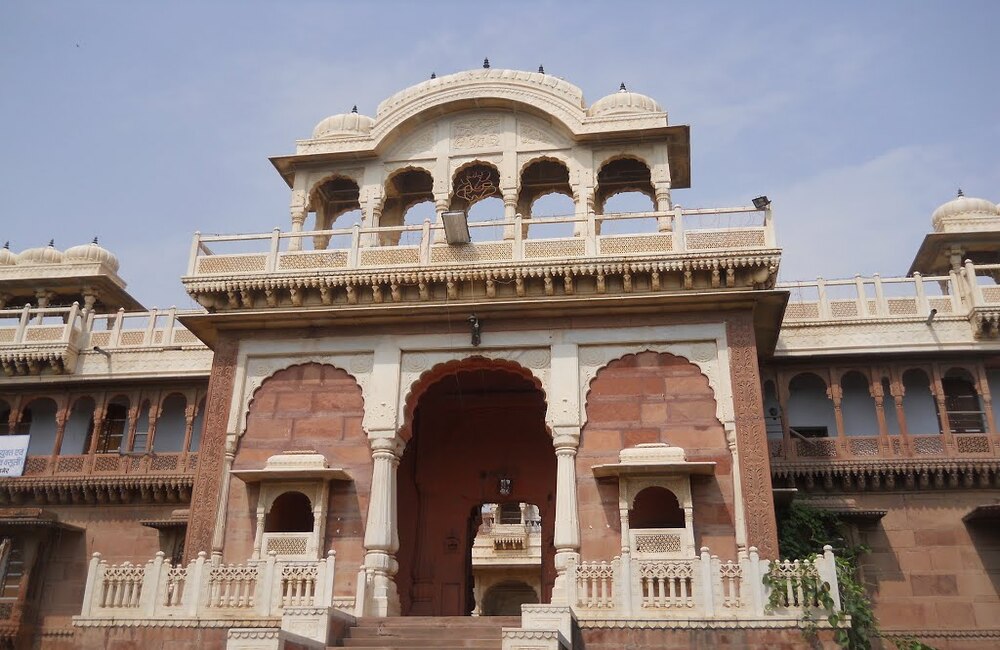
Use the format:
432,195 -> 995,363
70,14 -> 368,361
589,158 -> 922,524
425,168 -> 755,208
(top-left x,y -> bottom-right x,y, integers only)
769,432 -> 1000,462
19,451 -> 198,478
568,546 -> 840,621
77,550 -> 337,623
0,305 -> 206,376
186,207 -> 774,277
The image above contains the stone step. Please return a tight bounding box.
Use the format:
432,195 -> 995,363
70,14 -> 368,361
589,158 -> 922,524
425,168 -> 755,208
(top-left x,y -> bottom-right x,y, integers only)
334,616 -> 515,649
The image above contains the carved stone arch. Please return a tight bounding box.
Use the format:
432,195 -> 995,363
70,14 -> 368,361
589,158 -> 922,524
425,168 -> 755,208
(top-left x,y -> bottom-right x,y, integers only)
399,355 -> 549,444
379,165 -> 436,218
783,369 -> 828,396
594,153 -> 655,212
238,355 -> 374,437
578,342 -> 729,428
260,487 -> 313,515
517,155 -> 574,219
158,390 -> 188,411
306,172 -> 363,210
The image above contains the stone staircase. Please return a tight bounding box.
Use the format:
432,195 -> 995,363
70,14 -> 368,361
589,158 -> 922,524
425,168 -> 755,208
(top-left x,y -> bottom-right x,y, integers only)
333,616 -> 521,649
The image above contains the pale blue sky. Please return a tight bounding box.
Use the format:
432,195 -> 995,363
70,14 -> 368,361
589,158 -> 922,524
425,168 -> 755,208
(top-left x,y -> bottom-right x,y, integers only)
2,1 -> 998,308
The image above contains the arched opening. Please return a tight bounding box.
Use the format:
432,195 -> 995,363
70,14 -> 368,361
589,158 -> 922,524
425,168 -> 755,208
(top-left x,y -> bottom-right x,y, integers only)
519,159 -> 575,239
629,486 -> 684,529
94,396 -> 130,453
902,369 -> 940,435
397,361 -> 555,616
943,368 -> 985,433
154,393 -> 188,452
308,176 -> 362,250
595,157 -> 656,234
63,397 -> 95,454
381,168 -> 435,246
762,380 -> 783,439
451,163 -> 504,242
22,398 -> 57,456
189,397 -> 206,452
786,373 -> 837,438
0,400 -> 11,435
840,371 -> 878,436
481,581 -> 538,616
265,491 -> 315,533
130,399 -> 152,452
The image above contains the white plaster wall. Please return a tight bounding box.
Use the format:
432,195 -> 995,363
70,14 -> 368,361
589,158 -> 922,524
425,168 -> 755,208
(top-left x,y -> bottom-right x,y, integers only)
62,401 -> 95,454
840,373 -> 879,436
155,394 -> 188,452
902,372 -> 940,435
786,374 -> 838,436
26,399 -> 58,454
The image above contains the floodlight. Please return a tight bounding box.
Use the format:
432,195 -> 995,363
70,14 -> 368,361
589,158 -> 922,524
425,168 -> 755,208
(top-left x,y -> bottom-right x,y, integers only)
752,196 -> 771,210
442,210 -> 471,245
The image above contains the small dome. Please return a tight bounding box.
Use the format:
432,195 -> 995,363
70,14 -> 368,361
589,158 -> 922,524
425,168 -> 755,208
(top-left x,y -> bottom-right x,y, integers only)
0,243 -> 16,266
931,191 -> 999,232
16,241 -> 63,265
64,238 -> 120,272
312,109 -> 375,138
588,84 -> 663,117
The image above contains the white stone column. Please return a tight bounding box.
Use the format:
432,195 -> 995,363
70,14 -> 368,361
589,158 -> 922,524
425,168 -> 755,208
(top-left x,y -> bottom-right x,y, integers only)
550,428 -> 581,605
361,433 -> 401,616
210,449 -> 236,560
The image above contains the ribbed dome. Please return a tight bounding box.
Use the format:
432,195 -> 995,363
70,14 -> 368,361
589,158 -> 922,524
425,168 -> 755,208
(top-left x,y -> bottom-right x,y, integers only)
312,110 -> 375,138
0,243 -> 16,266
16,241 -> 63,265
931,192 -> 999,232
588,86 -> 663,117
64,238 -> 120,272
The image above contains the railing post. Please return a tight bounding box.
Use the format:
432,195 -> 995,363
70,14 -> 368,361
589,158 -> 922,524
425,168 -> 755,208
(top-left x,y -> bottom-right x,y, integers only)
746,546 -> 766,617
187,232 -> 201,276
349,224 -> 362,268
163,307 -> 177,346
15,304 -> 30,344
673,207 -> 685,252
586,211 -> 597,256
965,260 -> 984,307
563,555 -> 578,609
110,308 -> 125,347
143,308 -> 158,345
854,275 -> 868,317
64,301 -> 80,343
321,550 -> 336,607
818,545 -> 841,611
513,214 -> 524,261
420,219 -> 432,265
139,551 -> 165,616
185,551 -> 207,617
354,566 -> 370,617
698,547 -> 716,616
257,552 -> 277,616
816,278 -> 831,319
913,272 -> 929,314
872,273 -> 887,317
949,270 -> 965,313
763,205 -> 776,247
618,551 -> 633,616
80,552 -> 102,617
267,227 -> 281,272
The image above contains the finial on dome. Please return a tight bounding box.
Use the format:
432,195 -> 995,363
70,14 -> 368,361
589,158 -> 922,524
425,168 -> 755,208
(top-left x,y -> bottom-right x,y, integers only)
351,105 -> 358,114
48,239 -> 55,247
92,236 -> 99,244
619,82 -> 627,92
3,242 -> 8,249
483,57 -> 490,69
430,72 -> 436,79
957,188 -> 964,197
538,65 -> 545,74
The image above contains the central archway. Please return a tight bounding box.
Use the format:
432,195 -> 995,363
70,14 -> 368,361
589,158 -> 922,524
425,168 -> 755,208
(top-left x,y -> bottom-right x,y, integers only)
396,360 -> 556,616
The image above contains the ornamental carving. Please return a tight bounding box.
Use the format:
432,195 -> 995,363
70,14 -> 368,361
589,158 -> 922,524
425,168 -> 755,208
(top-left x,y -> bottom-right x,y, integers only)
454,166 -> 500,204
451,117 -> 503,150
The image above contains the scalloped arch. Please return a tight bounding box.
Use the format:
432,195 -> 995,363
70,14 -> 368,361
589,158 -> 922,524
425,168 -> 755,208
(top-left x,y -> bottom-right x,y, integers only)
399,356 -> 548,444
581,347 -> 725,429
306,173 -> 362,212
241,360 -> 368,436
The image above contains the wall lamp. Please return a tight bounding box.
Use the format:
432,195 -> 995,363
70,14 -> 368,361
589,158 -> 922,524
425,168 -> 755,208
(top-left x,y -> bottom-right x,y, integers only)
92,345 -> 111,357
926,308 -> 938,325
442,210 -> 471,245
752,196 -> 771,210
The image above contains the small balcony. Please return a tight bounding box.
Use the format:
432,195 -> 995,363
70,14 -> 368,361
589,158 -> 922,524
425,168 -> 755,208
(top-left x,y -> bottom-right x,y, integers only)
181,207 -> 779,313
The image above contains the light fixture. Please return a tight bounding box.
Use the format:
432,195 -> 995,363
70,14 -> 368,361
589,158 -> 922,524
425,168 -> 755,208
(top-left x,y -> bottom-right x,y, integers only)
498,477 -> 512,496
442,210 -> 471,245
752,196 -> 771,210
468,314 -> 482,346
926,308 -> 938,325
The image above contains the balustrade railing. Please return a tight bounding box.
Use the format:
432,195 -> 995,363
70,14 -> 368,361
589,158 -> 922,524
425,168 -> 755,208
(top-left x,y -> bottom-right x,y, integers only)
0,305 -> 205,352
769,432 -> 1000,462
568,546 -> 840,620
78,549 -> 336,622
780,261 -> 1000,326
184,206 -> 774,278
19,452 -> 197,477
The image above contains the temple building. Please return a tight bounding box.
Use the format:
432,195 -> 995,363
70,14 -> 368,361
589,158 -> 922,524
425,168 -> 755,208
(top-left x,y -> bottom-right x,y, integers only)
0,68 -> 998,649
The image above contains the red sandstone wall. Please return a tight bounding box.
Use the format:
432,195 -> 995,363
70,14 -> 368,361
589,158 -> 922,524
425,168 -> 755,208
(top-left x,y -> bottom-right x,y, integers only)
578,627 -> 837,649
45,626 -> 228,650
579,351 -> 737,561
823,490 -> 1000,648
225,363 -> 372,598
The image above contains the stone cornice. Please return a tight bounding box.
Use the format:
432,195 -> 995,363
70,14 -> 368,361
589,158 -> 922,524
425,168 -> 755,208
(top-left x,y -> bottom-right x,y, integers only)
0,474 -> 194,506
771,457 -> 1000,492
